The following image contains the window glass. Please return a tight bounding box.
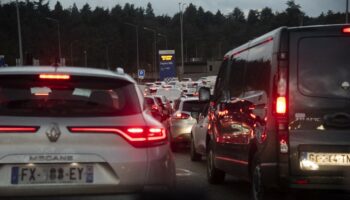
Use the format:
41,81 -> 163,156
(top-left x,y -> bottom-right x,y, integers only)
0,75 -> 140,117
298,37 -> 350,99
227,51 -> 248,98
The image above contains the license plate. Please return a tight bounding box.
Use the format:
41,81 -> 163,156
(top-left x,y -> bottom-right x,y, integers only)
307,152 -> 350,166
11,164 -> 94,184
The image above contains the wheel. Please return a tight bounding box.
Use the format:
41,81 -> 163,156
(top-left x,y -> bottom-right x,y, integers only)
251,160 -> 265,200
190,136 -> 201,161
207,141 -> 225,184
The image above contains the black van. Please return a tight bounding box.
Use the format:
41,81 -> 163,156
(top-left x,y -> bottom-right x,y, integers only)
199,24 -> 350,200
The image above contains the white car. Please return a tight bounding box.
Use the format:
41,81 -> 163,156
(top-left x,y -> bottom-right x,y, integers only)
190,105 -> 209,161
0,66 -> 175,196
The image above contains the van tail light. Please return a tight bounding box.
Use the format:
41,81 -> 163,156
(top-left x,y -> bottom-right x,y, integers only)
0,126 -> 39,133
173,112 -> 190,119
342,27 -> 350,33
68,126 -> 167,148
39,74 -> 70,80
276,97 -> 286,114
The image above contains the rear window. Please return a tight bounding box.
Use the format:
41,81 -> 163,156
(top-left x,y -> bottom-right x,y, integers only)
144,97 -> 155,106
298,37 -> 350,99
0,75 -> 141,117
182,100 -> 207,113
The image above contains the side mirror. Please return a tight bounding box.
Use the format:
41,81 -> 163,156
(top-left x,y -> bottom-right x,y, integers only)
198,87 -> 210,102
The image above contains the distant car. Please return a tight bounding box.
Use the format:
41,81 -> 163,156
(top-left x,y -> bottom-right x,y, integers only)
153,95 -> 173,119
190,104 -> 209,161
154,81 -> 166,87
168,97 -> 207,151
144,96 -> 164,121
181,78 -> 192,82
156,88 -> 182,107
0,66 -> 175,196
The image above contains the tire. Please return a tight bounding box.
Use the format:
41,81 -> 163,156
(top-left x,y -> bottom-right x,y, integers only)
190,136 -> 201,161
251,160 -> 265,200
207,141 -> 225,184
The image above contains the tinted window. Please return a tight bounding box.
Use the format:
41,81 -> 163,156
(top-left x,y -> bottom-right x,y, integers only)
244,40 -> 272,101
182,100 -> 207,113
0,75 -> 141,117
298,37 -> 350,99
144,97 -> 155,105
227,50 -> 248,98
213,60 -> 228,100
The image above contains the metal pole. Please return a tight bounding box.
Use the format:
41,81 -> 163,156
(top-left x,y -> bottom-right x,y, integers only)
84,50 -> 87,67
158,34 -> 168,49
124,23 -> 140,73
106,45 -> 110,69
154,31 -> 157,78
347,0 -> 349,24
57,23 -> 62,61
70,43 -> 73,66
16,0 -> 23,65
179,3 -> 186,79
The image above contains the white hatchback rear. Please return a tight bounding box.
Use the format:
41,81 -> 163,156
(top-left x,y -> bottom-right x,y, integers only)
0,66 -> 175,196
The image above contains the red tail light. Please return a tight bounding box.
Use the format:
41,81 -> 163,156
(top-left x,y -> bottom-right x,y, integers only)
0,126 -> 39,133
39,74 -> 70,80
151,104 -> 158,110
173,112 -> 190,119
68,127 -> 167,148
276,97 -> 286,114
342,27 -> 350,33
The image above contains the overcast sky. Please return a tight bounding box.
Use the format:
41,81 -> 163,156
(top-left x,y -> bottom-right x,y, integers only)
2,0 -> 346,17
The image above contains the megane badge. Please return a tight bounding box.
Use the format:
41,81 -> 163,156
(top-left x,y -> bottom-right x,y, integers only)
341,81 -> 350,90
46,123 -> 61,142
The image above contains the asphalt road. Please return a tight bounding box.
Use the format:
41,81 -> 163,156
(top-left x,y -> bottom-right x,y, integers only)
8,148 -> 350,200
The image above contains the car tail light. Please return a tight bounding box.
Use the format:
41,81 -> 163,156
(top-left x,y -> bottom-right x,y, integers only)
173,112 -> 190,119
151,104 -> 158,110
68,126 -> 167,148
39,74 -> 70,80
0,126 -> 39,133
342,27 -> 350,33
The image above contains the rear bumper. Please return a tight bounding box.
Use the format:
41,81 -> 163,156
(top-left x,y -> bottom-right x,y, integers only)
289,176 -> 350,190
0,184 -> 143,196
169,122 -> 193,142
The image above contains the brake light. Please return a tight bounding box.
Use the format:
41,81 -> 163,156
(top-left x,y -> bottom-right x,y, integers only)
342,27 -> 350,33
151,104 -> 158,110
276,97 -> 286,114
173,112 -> 190,119
39,74 -> 70,80
0,126 -> 39,133
68,127 -> 167,148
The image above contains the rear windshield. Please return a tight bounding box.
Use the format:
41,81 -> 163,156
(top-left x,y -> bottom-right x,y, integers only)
298,37 -> 350,99
182,100 -> 207,113
0,75 -> 141,117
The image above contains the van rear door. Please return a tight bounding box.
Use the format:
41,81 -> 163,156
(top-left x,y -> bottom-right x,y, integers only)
288,26 -> 350,178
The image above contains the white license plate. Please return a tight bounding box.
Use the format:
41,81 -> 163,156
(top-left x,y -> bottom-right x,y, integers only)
11,164 -> 93,184
307,152 -> 350,166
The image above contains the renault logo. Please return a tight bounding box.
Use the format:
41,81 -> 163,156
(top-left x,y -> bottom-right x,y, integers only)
46,123 -> 61,142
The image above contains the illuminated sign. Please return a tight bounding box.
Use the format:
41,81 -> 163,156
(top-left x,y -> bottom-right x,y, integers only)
161,55 -> 173,61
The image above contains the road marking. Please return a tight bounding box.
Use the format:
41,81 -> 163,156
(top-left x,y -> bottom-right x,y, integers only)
176,168 -> 193,176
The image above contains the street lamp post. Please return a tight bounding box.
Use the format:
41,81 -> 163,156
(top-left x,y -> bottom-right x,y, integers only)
144,27 -> 157,78
346,0 -> 349,23
124,22 -> 140,73
15,0 -> 23,65
69,40 -> 79,66
179,3 -> 186,79
46,17 -> 62,62
158,33 -> 168,49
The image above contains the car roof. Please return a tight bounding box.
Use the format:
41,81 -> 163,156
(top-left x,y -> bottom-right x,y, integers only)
0,66 -> 136,83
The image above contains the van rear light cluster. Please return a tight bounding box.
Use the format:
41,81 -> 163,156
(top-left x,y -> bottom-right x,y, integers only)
0,126 -> 39,133
275,52 -> 289,154
173,112 -> 190,119
68,127 -> 167,148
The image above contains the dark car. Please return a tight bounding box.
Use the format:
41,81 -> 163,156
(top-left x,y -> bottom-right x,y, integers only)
154,95 -> 173,119
144,96 -> 164,121
199,25 -> 350,200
